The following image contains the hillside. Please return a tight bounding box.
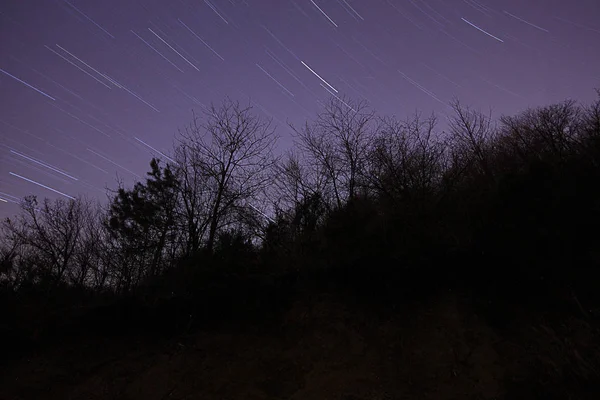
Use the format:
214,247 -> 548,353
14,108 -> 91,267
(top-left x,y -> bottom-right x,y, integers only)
2,283 -> 599,400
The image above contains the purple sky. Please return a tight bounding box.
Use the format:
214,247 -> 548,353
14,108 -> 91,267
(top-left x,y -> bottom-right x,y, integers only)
1,0 -> 599,218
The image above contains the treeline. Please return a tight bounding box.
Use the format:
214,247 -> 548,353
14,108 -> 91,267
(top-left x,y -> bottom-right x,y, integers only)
1,93 -> 600,315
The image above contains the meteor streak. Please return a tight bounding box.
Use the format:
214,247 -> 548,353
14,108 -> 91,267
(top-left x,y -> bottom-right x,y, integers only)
9,172 -> 75,200
301,61 -> 338,93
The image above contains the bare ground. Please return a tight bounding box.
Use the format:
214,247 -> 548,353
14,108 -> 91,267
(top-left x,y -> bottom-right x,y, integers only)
1,291 -> 598,400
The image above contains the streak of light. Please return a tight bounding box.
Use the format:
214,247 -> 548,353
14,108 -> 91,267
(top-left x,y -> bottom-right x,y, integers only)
336,0 -> 359,22
0,192 -> 21,204
264,48 -> 298,80
0,191 -> 20,202
48,102 -> 112,137
248,203 -> 275,223
10,150 -> 78,181
287,95 -> 314,118
0,67 -> 56,100
479,76 -> 526,100
86,148 -> 141,179
173,85 -> 207,109
148,28 -> 200,71
261,25 -> 301,61
203,0 -> 229,25
504,33 -> 543,55
352,37 -> 387,65
301,61 -> 338,93
151,23 -> 202,67
46,131 -> 110,174
254,102 -> 289,131
352,77 -> 375,98
108,75 -> 161,112
330,39 -> 368,70
11,158 -> 74,186
421,63 -> 463,89
131,30 -> 184,72
82,182 -> 106,195
63,0 -> 114,39
0,120 -> 47,149
290,0 -> 310,18
134,137 -> 176,164
463,0 -> 492,17
44,45 -> 112,89
54,97 -> 120,136
336,75 -> 368,101
340,0 -> 364,21
0,194 -> 20,205
437,28 -> 483,56
554,16 -> 600,34
319,84 -> 356,112
178,19 -> 225,61
310,0 -> 338,28
9,172 -> 75,200
385,0 -> 424,30
10,56 -> 84,99
470,0 -> 497,15
55,44 -> 120,88
461,17 -> 504,43
398,69 -> 447,106
503,11 -> 549,33
417,0 -> 451,25
54,130 -> 110,174
407,0 -> 444,27
265,47 -> 318,98
256,63 -> 295,97
38,73 -> 82,99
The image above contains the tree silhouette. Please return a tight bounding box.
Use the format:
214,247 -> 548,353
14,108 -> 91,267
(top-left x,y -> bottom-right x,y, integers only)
177,98 -> 278,254
107,158 -> 179,291
366,112 -> 446,206
292,96 -> 375,209
1,196 -> 95,288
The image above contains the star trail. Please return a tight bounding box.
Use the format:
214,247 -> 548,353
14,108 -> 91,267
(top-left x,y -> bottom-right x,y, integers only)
1,0 -> 599,216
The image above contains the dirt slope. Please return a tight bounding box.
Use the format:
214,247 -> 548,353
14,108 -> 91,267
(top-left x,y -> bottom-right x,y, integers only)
1,291 -> 596,399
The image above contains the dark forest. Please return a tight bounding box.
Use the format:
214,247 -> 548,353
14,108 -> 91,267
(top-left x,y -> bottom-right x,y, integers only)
2,93 -> 600,399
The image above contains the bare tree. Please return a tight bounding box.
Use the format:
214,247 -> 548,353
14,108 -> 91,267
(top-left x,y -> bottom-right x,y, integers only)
292,96 -> 375,209
86,219 -> 112,290
447,99 -> 496,181
498,100 -> 583,166
273,149 -> 327,217
583,89 -> 600,138
580,90 -> 600,168
65,198 -> 102,287
367,112 -> 447,204
0,225 -> 21,287
71,200 -> 106,288
2,196 -> 90,287
172,144 -> 213,256
177,98 -> 279,254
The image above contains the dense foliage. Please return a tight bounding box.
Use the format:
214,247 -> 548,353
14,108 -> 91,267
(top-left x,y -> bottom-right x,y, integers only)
2,94 -> 600,398
2,94 -> 600,305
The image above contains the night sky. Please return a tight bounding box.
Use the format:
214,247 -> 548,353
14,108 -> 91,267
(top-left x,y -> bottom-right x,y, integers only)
1,0 -> 599,218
